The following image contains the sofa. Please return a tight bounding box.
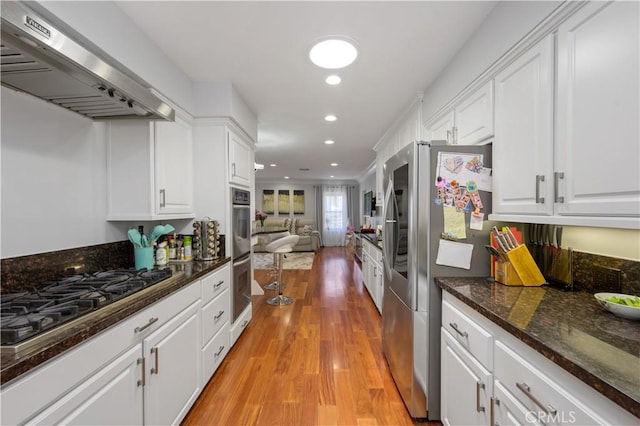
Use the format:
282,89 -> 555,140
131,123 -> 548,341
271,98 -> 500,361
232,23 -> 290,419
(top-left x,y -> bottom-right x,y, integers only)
254,217 -> 321,252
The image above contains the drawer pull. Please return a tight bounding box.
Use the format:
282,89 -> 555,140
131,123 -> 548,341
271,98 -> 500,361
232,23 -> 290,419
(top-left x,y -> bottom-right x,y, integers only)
449,322 -> 468,338
241,320 -> 249,328
476,381 -> 485,412
150,347 -> 159,375
137,357 -> 146,387
214,310 -> 225,320
214,280 -> 225,289
516,382 -> 557,415
134,317 -> 158,333
535,175 -> 545,204
214,345 -> 225,357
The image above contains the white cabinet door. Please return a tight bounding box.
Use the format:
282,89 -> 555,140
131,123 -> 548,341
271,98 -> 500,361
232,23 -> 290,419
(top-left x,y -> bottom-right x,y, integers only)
493,35 -> 554,215
28,345 -> 143,426
455,81 -> 494,146
555,0 -> 640,217
155,118 -> 194,215
228,128 -> 253,187
144,300 -> 201,426
107,118 -> 194,220
493,381 -> 542,426
441,329 -> 492,426
426,111 -> 455,144
372,260 -> 383,313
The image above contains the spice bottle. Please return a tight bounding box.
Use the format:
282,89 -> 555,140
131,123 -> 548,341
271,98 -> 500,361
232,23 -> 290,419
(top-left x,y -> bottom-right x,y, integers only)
183,236 -> 192,260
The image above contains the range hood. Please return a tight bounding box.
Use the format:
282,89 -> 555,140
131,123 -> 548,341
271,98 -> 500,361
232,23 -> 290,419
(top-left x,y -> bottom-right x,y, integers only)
0,1 -> 174,121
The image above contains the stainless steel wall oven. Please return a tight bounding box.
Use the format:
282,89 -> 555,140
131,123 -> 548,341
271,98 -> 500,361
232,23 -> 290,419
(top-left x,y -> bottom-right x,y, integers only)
231,188 -> 252,322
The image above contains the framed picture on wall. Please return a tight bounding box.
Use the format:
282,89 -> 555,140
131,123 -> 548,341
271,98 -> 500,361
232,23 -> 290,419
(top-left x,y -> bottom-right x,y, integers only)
262,190 -> 274,214
278,189 -> 290,215
293,190 -> 305,215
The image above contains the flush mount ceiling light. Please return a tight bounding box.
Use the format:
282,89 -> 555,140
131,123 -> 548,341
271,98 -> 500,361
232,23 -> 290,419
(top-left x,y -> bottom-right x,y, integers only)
324,140 -> 335,145
330,175 -> 335,178
325,75 -> 342,85
330,163 -> 338,167
309,38 -> 358,69
284,176 -> 290,180
270,163 -> 277,167
325,114 -> 337,122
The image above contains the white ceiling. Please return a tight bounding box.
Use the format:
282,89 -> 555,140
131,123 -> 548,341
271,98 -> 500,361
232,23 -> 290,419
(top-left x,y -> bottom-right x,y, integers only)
115,1 -> 497,182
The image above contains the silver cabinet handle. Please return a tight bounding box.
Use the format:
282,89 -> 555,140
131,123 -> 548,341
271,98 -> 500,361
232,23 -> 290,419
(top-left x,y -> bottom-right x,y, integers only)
214,345 -> 225,357
448,322 -> 468,338
490,397 -> 495,426
554,172 -> 565,203
134,317 -> 158,333
137,357 -> 146,387
214,280 -> 225,289
214,310 -> 225,320
150,347 -> 159,375
535,175 -> 545,204
516,382 -> 557,415
385,219 -> 397,223
159,189 -> 166,208
446,129 -> 451,144
453,126 -> 458,144
241,320 -> 249,328
476,381 -> 485,412
232,162 -> 236,177
373,266 -> 377,277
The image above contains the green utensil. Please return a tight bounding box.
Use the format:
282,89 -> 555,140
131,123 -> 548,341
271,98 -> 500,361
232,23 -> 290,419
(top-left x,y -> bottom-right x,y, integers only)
128,228 -> 143,248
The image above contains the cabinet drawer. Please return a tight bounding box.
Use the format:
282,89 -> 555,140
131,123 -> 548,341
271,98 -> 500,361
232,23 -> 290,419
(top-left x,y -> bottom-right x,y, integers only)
201,288 -> 230,344
494,341 -> 605,425
201,323 -> 230,384
201,264 -> 230,305
442,299 -> 493,369
230,304 -> 252,346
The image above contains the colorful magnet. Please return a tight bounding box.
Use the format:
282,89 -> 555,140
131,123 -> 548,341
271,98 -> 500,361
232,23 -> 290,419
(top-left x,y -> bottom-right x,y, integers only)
466,157 -> 484,173
466,180 -> 484,210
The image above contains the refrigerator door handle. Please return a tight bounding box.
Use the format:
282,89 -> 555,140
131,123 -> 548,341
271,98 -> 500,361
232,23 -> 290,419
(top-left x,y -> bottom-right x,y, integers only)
383,179 -> 395,279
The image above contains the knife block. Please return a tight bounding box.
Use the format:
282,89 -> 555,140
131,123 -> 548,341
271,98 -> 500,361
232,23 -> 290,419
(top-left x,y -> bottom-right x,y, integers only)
496,245 -> 546,286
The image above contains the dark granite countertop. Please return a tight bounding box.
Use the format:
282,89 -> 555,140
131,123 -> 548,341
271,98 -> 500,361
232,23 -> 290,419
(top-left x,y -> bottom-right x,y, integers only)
359,232 -> 383,250
0,258 -> 230,386
436,277 -> 640,418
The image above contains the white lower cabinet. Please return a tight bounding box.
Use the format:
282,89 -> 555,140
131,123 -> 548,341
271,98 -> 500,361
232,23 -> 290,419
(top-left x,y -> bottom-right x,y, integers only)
361,239 -> 383,313
28,345 -> 144,425
143,299 -> 201,426
441,329 -> 492,426
442,291 -> 638,426
230,303 -> 252,346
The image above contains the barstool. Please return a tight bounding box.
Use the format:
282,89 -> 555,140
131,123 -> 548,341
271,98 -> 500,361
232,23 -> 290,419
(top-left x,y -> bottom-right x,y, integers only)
265,234 -> 300,306
263,231 -> 290,291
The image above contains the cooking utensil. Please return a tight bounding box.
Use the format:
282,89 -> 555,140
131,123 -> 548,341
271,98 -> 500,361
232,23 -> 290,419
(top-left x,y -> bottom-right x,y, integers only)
485,244 -> 503,261
504,227 -> 519,249
128,228 -> 143,248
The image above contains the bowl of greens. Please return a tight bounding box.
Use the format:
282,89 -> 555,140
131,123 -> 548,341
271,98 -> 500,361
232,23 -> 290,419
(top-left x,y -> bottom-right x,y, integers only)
594,293 -> 640,320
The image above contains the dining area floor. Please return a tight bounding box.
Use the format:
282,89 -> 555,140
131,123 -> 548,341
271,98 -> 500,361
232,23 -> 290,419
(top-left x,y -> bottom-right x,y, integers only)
182,247 -> 436,425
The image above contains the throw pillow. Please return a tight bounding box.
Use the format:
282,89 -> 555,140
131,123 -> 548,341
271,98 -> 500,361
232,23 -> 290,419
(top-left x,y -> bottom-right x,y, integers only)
300,225 -> 312,236
288,218 -> 297,234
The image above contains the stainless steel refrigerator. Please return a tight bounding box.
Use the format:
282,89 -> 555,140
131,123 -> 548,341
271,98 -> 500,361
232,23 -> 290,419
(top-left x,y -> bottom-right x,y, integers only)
382,141 -> 493,420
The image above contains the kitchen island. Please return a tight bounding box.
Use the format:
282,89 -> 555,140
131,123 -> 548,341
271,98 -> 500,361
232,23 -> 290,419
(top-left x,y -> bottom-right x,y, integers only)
436,277 -> 640,421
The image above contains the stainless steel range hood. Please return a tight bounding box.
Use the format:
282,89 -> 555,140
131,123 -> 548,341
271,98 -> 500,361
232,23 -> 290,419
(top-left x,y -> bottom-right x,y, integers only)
0,1 -> 175,121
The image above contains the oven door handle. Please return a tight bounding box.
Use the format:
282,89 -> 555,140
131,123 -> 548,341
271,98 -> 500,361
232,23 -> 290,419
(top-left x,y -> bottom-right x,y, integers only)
232,205 -> 251,209
234,255 -> 252,267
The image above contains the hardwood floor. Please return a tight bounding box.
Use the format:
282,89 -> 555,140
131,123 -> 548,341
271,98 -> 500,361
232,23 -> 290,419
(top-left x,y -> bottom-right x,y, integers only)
183,247 -> 437,426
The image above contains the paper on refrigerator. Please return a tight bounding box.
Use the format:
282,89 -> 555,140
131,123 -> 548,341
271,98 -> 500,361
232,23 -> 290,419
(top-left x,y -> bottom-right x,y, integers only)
436,239 -> 474,270
436,152 -> 492,192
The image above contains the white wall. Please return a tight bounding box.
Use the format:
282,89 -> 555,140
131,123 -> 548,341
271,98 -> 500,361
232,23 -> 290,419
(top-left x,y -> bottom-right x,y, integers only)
1,88 -> 120,257
422,1 -> 561,122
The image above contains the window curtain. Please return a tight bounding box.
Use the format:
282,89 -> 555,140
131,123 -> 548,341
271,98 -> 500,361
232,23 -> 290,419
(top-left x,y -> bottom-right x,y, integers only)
345,185 -> 357,230
321,184 -> 349,246
314,185 -> 324,246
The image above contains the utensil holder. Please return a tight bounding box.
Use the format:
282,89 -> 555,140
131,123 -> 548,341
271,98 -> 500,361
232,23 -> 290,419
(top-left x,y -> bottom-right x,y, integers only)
134,247 -> 155,270
501,245 -> 546,286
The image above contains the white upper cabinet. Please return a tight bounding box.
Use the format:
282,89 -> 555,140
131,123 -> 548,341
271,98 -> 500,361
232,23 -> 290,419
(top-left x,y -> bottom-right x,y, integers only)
493,34 -> 555,216
228,128 -> 253,188
107,117 -> 194,220
555,0 -> 640,217
455,81 -> 494,145
425,81 -> 494,145
492,0 -> 640,228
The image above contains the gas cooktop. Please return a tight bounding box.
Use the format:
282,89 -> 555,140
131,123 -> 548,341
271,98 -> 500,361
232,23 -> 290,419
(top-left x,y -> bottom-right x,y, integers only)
0,268 -> 172,347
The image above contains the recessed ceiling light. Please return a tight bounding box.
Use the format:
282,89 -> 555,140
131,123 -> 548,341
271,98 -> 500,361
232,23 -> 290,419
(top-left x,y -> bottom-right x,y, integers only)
330,175 -> 335,178
330,163 -> 338,167
324,140 -> 335,145
309,39 -> 358,69
325,75 -> 341,85
284,176 -> 290,180
325,114 -> 337,122
270,163 -> 277,167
